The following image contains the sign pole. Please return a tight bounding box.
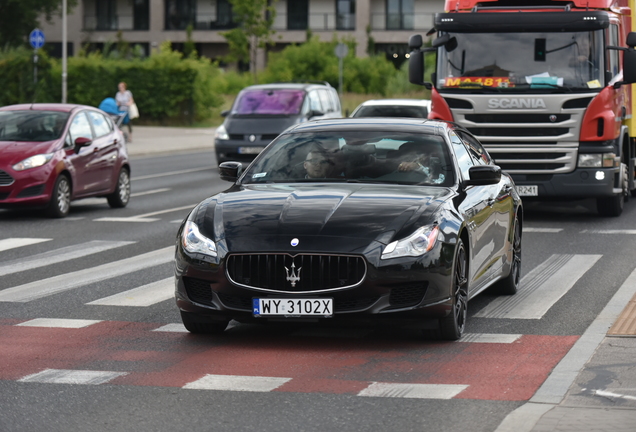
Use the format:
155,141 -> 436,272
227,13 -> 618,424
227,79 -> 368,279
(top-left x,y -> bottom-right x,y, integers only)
62,0 -> 68,103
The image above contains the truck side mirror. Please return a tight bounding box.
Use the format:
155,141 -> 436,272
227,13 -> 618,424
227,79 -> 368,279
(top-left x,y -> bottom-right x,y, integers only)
409,50 -> 431,89
627,32 -> 636,47
623,49 -> 636,84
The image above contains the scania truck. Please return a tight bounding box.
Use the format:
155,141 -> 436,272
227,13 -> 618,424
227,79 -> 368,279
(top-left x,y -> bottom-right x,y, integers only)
408,0 -> 636,216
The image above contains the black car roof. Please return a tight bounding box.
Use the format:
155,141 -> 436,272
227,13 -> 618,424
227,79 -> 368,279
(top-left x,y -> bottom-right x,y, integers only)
283,117 -> 461,136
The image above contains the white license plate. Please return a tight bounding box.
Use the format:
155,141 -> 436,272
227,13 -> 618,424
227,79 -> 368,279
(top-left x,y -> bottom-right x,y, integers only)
253,298 -> 333,317
238,146 -> 263,154
517,185 -> 538,196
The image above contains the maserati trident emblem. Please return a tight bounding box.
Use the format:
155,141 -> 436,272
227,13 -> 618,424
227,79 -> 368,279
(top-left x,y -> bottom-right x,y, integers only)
285,262 -> 302,287
248,134 -> 256,142
291,238 -> 299,247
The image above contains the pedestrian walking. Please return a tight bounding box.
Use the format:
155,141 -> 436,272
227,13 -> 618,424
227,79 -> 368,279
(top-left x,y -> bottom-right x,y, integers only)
115,82 -> 136,142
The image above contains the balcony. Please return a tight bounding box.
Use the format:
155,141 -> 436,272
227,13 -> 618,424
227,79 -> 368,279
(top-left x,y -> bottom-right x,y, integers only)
84,15 -> 149,31
272,13 -> 355,31
370,13 -> 434,31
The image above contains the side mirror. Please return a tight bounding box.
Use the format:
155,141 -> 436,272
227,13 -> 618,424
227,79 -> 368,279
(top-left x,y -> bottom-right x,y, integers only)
409,50 -> 430,88
219,161 -> 243,182
220,110 -> 230,117
73,136 -> 92,153
623,49 -> 636,84
465,165 -> 502,186
309,110 -> 324,119
627,32 -> 636,47
409,34 -> 423,50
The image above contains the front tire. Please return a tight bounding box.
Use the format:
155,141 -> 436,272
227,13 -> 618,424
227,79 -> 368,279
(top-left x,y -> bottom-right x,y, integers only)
493,214 -> 521,295
107,167 -> 130,208
47,175 -> 71,218
180,311 -> 229,334
438,239 -> 468,341
597,164 -> 626,217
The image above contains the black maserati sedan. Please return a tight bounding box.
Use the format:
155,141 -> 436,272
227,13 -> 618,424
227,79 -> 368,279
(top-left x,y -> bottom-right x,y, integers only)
175,118 -> 522,340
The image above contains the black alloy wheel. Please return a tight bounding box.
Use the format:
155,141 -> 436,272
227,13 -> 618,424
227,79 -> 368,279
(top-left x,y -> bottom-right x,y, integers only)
180,311 -> 229,334
107,167 -> 131,208
47,175 -> 71,218
438,239 -> 468,341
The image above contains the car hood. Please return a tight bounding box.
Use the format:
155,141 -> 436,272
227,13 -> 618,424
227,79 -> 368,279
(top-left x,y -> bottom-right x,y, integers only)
198,184 -> 452,253
0,140 -> 60,166
224,116 -> 300,135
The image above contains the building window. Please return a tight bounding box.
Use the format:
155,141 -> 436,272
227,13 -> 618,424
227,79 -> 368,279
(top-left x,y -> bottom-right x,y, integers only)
133,0 -> 150,30
387,0 -> 414,30
336,0 -> 355,30
216,0 -> 234,28
165,0 -> 196,30
288,0 -> 308,30
96,0 -> 117,30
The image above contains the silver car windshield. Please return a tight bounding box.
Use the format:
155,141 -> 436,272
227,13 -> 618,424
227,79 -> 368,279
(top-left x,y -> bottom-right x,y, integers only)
242,131 -> 454,186
436,30 -> 605,92
0,111 -> 70,142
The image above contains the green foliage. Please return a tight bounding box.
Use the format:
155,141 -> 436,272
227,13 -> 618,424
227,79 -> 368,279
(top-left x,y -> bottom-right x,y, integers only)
0,0 -> 78,48
1,44 -> 223,123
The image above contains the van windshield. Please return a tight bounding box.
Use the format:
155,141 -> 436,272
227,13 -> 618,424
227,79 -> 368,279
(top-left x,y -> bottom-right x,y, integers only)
232,89 -> 305,115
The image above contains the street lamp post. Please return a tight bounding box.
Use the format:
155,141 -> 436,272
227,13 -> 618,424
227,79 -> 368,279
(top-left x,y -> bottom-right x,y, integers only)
62,0 -> 67,103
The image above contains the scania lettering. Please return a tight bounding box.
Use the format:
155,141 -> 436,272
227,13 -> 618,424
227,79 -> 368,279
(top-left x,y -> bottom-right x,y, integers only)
408,0 -> 636,217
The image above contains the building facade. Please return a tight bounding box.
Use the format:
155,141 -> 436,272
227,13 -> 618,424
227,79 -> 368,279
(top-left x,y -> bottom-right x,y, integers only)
39,0 -> 444,69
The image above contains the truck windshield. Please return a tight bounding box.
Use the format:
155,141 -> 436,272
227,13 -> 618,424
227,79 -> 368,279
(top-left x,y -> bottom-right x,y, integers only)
436,30 -> 604,92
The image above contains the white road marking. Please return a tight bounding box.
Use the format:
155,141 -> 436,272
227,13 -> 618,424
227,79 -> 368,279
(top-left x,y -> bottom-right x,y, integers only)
593,389 -> 636,401
19,369 -> 127,385
0,247 -> 173,303
133,167 -> 210,181
0,238 -> 51,252
16,318 -> 102,328
580,229 -> 636,235
153,323 -> 188,333
459,333 -> 522,343
94,204 -> 195,222
131,188 -> 170,197
523,228 -> 563,233
183,374 -> 292,392
358,382 -> 468,399
87,278 -> 174,307
475,254 -> 602,319
0,240 -> 134,277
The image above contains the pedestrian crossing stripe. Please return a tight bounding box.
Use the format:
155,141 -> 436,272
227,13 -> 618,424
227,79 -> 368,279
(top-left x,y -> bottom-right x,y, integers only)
86,277 -> 174,307
0,238 -> 51,252
16,318 -> 102,328
18,369 -> 127,385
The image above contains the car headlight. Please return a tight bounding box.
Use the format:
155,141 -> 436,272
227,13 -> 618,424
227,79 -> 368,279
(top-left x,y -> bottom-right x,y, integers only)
215,125 -> 229,141
182,220 -> 217,257
12,153 -> 54,171
381,225 -> 439,259
578,152 -> 616,168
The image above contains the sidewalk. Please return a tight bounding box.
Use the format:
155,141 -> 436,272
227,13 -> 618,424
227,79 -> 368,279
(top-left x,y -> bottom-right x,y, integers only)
125,125 -> 217,157
132,125 -> 636,432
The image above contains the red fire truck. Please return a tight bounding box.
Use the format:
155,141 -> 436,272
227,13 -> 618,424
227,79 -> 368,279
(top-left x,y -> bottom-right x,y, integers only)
409,0 -> 636,216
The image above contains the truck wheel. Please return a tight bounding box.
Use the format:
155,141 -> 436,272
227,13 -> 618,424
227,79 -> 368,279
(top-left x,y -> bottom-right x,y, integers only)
598,164 -> 627,217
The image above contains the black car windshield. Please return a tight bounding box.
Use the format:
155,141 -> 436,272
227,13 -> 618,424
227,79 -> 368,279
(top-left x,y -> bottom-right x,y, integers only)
0,110 -> 70,142
437,30 -> 605,92
232,89 -> 306,115
242,131 -> 454,186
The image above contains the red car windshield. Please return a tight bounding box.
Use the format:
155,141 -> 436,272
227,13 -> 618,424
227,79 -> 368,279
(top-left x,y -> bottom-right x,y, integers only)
232,89 -> 305,115
0,110 -> 70,142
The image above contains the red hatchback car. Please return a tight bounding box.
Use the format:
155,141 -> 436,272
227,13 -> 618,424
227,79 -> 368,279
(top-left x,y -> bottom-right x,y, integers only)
0,103 -> 131,217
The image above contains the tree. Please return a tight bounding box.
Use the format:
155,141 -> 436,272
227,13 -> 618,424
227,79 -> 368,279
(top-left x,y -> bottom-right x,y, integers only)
221,0 -> 277,82
0,0 -> 77,48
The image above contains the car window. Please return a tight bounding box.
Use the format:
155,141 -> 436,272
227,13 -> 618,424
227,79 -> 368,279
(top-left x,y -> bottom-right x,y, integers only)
308,91 -> 323,113
457,131 -> 491,165
242,131 -> 454,186
449,131 -> 474,180
87,111 -> 112,138
318,90 -> 334,113
232,89 -> 305,115
69,112 -> 93,142
0,110 -> 69,142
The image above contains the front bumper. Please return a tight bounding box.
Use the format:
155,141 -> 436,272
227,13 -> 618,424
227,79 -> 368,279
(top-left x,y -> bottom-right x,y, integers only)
0,164 -> 55,208
511,166 -> 619,199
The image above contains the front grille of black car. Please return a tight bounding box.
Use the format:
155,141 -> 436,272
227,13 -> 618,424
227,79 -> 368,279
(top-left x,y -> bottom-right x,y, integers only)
0,170 -> 14,186
16,184 -> 45,198
389,283 -> 428,308
183,277 -> 214,306
226,253 -> 367,293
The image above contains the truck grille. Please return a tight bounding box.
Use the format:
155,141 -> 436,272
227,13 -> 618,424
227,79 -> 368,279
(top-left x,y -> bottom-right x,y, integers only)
467,127 -> 568,137
226,253 -> 367,293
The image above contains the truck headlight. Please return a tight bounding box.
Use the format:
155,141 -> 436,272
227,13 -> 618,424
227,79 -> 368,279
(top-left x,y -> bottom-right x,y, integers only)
382,225 -> 439,259
578,152 -> 616,168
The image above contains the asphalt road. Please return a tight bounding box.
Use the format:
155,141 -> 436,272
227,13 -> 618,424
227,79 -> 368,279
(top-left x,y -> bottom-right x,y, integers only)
1,150 -> 635,432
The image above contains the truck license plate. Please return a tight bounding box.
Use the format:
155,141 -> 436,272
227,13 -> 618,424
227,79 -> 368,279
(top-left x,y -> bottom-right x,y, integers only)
253,298 -> 333,317
517,185 -> 538,196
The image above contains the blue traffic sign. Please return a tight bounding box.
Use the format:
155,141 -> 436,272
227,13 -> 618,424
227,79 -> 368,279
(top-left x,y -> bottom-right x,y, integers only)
29,29 -> 45,49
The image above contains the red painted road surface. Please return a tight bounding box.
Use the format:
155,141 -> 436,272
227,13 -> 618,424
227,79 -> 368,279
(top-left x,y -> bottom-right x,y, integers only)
0,319 -> 578,400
